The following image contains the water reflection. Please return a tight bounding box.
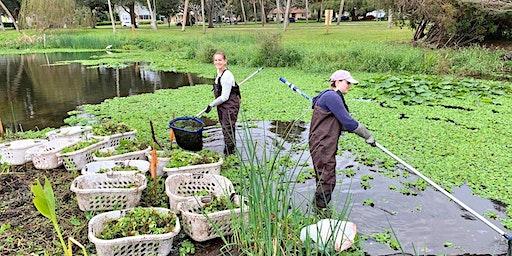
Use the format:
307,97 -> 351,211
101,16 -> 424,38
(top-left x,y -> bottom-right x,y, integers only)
0,53 -> 213,130
269,120 -> 307,143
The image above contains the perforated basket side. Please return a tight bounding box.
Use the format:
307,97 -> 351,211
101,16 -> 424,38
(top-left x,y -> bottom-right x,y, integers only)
47,126 -> 92,141
93,131 -> 137,148
81,160 -> 150,175
28,138 -> 81,169
163,157 -> 223,176
165,173 -> 234,211
58,139 -> 109,172
92,147 -> 150,162
0,139 -> 47,165
70,173 -> 147,211
179,196 -> 248,242
88,207 -> 180,256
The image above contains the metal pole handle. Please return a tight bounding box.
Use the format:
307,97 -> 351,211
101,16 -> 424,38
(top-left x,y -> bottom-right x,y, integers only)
376,142 -> 509,238
279,76 -> 511,244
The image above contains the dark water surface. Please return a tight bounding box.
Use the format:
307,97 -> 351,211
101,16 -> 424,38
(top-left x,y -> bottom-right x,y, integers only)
203,120 -> 510,255
0,52 -> 212,131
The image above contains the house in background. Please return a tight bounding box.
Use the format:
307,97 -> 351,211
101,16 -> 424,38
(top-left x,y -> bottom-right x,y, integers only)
1,15 -> 14,23
269,7 -> 309,21
115,3 -> 151,27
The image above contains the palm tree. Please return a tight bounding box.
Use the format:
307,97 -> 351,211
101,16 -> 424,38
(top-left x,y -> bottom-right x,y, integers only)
107,0 -> 116,33
336,0 -> 344,25
182,0 -> 189,31
146,0 -> 157,29
283,0 -> 291,30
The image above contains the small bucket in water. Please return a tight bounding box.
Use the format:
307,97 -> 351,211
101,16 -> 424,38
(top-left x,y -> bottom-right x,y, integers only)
168,117 -> 205,152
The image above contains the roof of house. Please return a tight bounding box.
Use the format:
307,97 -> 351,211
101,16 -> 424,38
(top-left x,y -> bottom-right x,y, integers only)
269,7 -> 307,14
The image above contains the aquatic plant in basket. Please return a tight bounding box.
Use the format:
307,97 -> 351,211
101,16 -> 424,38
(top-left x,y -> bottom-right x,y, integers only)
164,149 -> 220,168
97,165 -> 140,173
94,139 -> 149,157
100,207 -> 177,240
61,138 -> 100,154
201,195 -> 235,214
92,120 -> 133,136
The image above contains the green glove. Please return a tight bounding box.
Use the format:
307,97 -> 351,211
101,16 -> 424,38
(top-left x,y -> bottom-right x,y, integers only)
353,124 -> 376,147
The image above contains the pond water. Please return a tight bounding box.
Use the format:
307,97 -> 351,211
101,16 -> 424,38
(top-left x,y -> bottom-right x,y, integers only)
203,120 -> 510,255
0,52 -> 212,131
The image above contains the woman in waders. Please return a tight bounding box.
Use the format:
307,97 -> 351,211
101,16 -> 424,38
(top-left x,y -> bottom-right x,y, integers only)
204,52 -> 241,155
310,70 -> 376,213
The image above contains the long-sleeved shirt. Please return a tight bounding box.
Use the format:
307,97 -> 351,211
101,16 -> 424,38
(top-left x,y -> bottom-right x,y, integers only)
209,69 -> 235,107
312,89 -> 359,131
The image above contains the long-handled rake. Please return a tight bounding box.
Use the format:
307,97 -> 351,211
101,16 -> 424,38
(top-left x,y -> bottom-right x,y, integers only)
279,77 -> 512,255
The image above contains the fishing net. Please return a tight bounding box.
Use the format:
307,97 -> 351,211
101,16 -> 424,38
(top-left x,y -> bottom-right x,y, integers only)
168,117 -> 205,152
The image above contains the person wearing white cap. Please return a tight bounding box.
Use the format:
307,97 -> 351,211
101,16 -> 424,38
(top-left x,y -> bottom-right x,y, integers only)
309,69 -> 376,213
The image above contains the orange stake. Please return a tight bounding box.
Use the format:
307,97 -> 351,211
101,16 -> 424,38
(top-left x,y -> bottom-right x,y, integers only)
150,149 -> 158,179
0,117 -> 4,137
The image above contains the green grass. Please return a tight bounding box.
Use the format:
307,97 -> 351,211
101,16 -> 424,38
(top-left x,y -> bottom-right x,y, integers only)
2,21 -> 511,237
1,22 -> 510,78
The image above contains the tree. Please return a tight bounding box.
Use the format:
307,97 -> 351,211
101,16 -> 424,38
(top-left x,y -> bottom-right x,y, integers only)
251,0 -> 257,22
283,0 -> 290,30
145,0 -> 157,29
335,0 -> 344,25
240,0 -> 246,23
19,0 -> 75,29
201,0 -> 205,31
182,0 -> 188,30
275,0 -> 281,23
107,0 -> 116,33
396,0 -> 512,47
2,0 -> 20,20
155,0 -> 180,27
258,0 -> 265,25
113,0 -> 138,29
76,0 -> 109,28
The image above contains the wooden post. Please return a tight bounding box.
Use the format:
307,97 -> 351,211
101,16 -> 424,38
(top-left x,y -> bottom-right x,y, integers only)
324,9 -> 333,34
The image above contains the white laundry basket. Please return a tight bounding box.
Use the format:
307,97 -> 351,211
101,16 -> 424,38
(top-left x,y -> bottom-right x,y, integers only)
57,138 -> 108,172
88,207 -> 180,256
93,131 -> 137,148
163,157 -> 223,176
25,138 -> 82,169
70,172 -> 147,211
93,147 -> 151,162
46,126 -> 92,141
178,195 -> 249,242
81,160 -> 150,175
165,173 -> 234,211
0,139 -> 47,165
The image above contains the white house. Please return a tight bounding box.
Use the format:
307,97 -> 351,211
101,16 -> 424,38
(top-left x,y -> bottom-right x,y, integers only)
115,3 -> 151,26
1,15 -> 14,23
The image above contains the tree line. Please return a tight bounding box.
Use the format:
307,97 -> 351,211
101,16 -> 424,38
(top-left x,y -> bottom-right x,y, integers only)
1,0 -> 511,47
